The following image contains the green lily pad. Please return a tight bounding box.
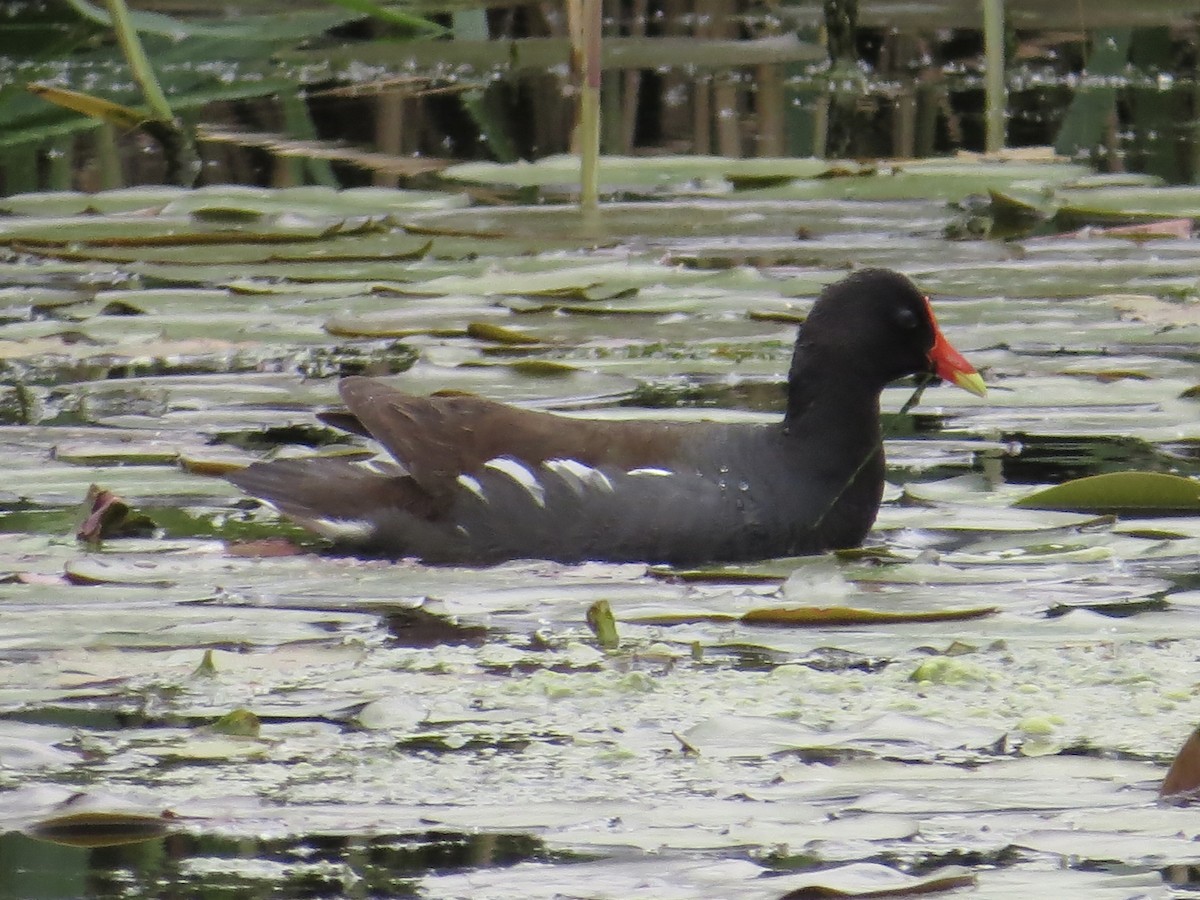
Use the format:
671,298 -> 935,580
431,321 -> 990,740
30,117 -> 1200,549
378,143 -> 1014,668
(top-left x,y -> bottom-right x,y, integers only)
732,160 -> 1095,203
439,154 -> 834,189
1055,185 -> 1200,225
1015,472 -> 1200,514
0,214 -> 353,247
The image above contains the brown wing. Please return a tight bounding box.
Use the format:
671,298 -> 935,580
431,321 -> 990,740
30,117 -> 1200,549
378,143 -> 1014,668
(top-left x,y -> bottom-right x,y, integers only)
332,376 -> 688,497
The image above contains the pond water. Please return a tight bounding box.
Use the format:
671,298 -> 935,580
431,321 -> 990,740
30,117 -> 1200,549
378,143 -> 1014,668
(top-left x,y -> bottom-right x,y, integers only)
2,1 -> 1199,190
2,158 -> 1200,897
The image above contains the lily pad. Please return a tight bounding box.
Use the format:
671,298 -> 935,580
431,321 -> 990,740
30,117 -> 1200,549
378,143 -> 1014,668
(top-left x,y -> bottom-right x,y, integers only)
775,862 -> 975,899
1056,185 -> 1200,225
740,605 -> 997,626
1015,472 -> 1200,514
439,154 -> 834,190
27,809 -> 172,848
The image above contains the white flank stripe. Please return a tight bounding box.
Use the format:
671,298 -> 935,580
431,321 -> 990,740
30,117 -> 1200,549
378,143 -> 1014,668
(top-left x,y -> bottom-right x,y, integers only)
546,458 -> 613,493
311,517 -> 374,540
546,458 -> 593,479
456,474 -> 487,501
361,458 -> 407,476
627,467 -> 673,477
484,457 -> 546,507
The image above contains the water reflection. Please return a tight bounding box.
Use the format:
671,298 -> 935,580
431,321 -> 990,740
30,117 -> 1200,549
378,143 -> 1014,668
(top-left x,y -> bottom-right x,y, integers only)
0,829 -> 552,899
1,4 -> 1196,193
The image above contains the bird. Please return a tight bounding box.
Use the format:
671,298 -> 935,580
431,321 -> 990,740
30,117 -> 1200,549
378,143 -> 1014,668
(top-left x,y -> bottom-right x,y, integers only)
227,268 -> 985,566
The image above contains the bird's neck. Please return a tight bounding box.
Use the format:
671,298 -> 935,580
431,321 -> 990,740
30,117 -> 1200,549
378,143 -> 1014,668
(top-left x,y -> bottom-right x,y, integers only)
782,346 -> 883,445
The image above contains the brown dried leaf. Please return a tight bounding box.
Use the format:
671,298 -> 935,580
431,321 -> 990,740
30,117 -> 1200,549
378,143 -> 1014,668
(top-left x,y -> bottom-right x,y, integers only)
76,485 -> 155,545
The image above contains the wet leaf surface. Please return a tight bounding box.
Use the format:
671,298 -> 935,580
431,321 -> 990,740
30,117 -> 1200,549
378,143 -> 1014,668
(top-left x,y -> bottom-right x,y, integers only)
1016,471 -> 1200,513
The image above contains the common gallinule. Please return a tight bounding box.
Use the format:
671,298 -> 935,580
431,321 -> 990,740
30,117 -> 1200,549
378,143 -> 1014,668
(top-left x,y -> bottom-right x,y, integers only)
228,268 -> 985,565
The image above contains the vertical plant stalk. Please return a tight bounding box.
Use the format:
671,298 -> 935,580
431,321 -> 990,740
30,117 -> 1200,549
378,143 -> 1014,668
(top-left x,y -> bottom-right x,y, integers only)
3,144 -> 39,194
692,0 -> 714,153
372,92 -> 404,188
822,0 -> 857,70
712,0 -> 739,156
1193,77 -> 1200,182
577,0 -> 602,213
104,0 -> 199,185
620,0 -> 647,151
888,33 -> 917,158
983,0 -> 1005,152
811,94 -> 829,158
105,0 -> 174,122
567,0 -> 580,150
280,91 -> 338,188
96,124 -> 122,190
756,63 -> 783,156
46,140 -> 73,191
1054,29 -> 1131,164
821,0 -> 860,158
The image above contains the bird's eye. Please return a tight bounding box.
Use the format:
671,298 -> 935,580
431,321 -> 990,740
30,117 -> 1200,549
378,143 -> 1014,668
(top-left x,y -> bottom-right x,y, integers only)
895,306 -> 919,330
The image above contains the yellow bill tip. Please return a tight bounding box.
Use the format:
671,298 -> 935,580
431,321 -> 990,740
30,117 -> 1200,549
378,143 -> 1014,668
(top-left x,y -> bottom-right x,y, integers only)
953,370 -> 988,398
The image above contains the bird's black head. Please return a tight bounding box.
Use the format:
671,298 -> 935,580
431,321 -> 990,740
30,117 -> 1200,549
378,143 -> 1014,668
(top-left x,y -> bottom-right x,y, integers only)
787,268 -> 984,411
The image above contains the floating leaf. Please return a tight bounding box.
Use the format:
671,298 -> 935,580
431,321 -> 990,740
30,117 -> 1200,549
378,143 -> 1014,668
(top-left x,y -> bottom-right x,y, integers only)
466,321 -> 543,345
618,610 -> 741,626
1015,472 -> 1200,514
740,605 -> 996,626
503,359 -> 578,377
210,708 -> 261,738
178,453 -> 248,476
55,442 -> 180,466
777,862 -> 974,899
1056,185 -> 1200,225
1047,595 -> 1169,618
1064,219 -> 1194,240
0,214 -> 351,247
987,186 -> 1057,220
62,558 -> 174,587
439,154 -> 832,189
909,656 -> 992,685
28,810 -> 172,848
1111,294 -> 1200,327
